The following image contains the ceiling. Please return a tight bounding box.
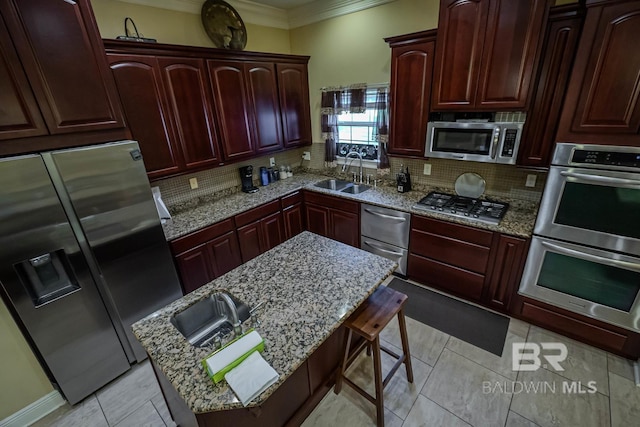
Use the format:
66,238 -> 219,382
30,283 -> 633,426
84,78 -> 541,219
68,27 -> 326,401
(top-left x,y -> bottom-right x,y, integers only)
118,0 -> 396,29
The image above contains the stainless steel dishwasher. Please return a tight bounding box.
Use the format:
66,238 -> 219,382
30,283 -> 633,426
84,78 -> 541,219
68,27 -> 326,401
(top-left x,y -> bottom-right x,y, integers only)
360,204 -> 411,275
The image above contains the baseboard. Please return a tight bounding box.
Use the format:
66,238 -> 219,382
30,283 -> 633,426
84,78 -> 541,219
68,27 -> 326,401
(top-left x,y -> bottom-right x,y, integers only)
0,391 -> 66,427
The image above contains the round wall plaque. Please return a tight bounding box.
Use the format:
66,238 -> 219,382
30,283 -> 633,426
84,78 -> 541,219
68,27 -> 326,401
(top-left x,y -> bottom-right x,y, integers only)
201,0 -> 247,50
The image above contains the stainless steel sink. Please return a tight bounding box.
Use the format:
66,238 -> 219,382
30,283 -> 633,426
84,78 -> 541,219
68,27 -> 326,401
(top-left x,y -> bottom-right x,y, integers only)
314,179 -> 352,191
341,184 -> 371,194
170,292 -> 250,347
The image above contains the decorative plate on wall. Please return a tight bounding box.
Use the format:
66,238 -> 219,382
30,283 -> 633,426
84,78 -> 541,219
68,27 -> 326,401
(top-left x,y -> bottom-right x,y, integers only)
201,0 -> 247,50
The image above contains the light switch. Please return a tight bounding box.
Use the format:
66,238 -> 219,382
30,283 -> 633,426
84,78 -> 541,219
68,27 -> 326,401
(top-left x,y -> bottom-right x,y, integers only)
423,164 -> 432,175
269,157 -> 276,167
525,174 -> 537,188
189,177 -> 198,189
302,151 -> 311,161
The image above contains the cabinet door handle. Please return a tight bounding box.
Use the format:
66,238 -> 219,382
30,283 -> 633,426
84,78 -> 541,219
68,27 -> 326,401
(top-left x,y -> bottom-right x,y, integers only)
363,209 -> 407,222
363,240 -> 403,256
541,241 -> 640,273
560,171 -> 640,187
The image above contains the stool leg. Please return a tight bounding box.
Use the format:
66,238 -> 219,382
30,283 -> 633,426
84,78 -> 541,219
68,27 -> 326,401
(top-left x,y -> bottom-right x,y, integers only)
372,337 -> 385,427
334,329 -> 352,395
366,343 -> 372,357
397,309 -> 414,383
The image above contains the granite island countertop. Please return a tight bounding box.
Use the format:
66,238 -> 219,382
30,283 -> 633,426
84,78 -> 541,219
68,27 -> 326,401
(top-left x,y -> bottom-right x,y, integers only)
131,231 -> 397,413
162,173 -> 540,241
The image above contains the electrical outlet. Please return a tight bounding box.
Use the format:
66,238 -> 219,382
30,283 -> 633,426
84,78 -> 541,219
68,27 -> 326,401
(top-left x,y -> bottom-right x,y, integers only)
269,157 -> 276,167
189,177 -> 198,189
525,174 -> 537,188
302,151 -> 311,161
423,163 -> 432,175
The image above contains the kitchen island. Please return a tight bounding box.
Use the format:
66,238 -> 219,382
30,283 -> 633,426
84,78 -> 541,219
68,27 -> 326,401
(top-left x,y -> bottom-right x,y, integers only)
132,231 -> 397,426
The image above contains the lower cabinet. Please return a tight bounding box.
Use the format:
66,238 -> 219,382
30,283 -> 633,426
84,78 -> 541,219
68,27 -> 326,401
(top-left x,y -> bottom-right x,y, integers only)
304,191 -> 359,247
153,326 -> 349,427
409,216 -> 494,301
513,296 -> 640,358
170,219 -> 242,294
235,200 -> 284,263
482,234 -> 528,311
408,215 -> 528,311
282,191 -> 305,240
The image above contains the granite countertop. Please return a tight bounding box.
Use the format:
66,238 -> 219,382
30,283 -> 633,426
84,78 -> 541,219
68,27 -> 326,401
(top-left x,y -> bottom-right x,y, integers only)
162,173 -> 539,241
131,232 -> 397,413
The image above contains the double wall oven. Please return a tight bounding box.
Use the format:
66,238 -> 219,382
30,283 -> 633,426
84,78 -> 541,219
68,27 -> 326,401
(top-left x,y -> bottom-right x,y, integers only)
519,143 -> 640,332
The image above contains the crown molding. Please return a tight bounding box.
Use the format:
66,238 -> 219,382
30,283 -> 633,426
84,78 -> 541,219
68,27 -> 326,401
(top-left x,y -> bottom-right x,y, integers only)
116,0 -> 396,29
117,0 -> 289,29
288,0 -> 395,28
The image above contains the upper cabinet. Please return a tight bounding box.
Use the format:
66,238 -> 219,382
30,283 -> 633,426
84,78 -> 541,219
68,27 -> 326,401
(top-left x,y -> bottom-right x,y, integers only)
0,0 -> 127,154
518,4 -> 584,167
557,0 -> 640,147
432,0 -> 552,111
276,63 -> 312,148
107,54 -> 182,178
104,41 -> 311,178
385,31 -> 437,157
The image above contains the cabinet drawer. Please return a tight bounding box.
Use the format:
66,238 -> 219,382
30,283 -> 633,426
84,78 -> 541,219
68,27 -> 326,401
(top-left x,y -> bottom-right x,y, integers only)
304,191 -> 359,214
519,300 -> 628,353
412,215 -> 493,247
234,199 -> 281,227
410,229 -> 490,274
281,190 -> 302,208
408,253 -> 485,301
170,218 -> 235,254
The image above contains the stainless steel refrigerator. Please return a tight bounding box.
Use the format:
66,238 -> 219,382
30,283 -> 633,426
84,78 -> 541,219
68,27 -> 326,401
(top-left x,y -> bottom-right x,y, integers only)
0,141 -> 183,405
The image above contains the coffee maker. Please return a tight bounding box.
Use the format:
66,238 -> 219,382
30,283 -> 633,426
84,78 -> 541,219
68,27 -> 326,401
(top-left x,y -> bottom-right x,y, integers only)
239,165 -> 258,193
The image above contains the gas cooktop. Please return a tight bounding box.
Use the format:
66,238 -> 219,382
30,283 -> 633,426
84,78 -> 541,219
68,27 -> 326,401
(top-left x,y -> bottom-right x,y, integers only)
413,192 -> 509,225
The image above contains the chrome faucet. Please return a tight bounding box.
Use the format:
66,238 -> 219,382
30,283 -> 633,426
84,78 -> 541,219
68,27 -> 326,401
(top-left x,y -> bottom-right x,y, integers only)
342,151 -> 364,183
217,292 -> 242,337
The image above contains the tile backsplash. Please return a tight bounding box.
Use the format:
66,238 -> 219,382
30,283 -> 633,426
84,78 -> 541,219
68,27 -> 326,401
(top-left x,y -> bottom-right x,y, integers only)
155,148 -> 308,207
387,156 -> 546,202
308,140 -> 546,202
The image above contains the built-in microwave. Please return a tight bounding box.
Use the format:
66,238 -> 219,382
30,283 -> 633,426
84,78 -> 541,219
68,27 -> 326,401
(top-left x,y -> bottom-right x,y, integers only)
425,121 -> 523,164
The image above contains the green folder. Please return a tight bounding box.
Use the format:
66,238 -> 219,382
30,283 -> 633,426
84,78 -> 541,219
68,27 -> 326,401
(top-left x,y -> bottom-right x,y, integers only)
201,329 -> 265,384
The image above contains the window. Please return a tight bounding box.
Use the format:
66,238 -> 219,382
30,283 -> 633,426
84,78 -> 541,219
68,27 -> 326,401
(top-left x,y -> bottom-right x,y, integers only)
336,88 -> 382,146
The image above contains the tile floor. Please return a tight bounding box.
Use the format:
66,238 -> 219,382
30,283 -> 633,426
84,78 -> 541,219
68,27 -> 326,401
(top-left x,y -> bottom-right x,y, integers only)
30,287 -> 640,427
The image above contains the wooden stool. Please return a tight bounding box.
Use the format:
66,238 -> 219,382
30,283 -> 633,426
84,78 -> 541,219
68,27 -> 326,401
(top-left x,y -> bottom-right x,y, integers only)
334,286 -> 413,427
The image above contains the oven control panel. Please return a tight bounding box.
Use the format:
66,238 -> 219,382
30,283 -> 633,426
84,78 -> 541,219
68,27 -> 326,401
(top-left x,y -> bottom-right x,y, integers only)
572,150 -> 640,169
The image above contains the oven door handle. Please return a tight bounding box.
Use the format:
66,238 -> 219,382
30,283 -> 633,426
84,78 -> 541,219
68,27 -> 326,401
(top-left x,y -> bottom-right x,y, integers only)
541,241 -> 640,273
363,240 -> 404,256
363,208 -> 407,222
560,171 -> 640,187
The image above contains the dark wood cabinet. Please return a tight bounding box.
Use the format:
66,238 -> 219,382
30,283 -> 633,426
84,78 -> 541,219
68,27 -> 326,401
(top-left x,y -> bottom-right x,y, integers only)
518,4 -> 584,167
0,16 -> 47,141
276,63 -> 312,148
235,200 -> 284,263
107,54 -> 182,178
246,62 -> 284,154
0,0 -> 128,155
304,192 -> 359,248
282,191 -> 305,240
208,60 -> 288,160
207,60 -> 255,161
432,0 -> 551,111
557,0 -> 640,146
385,31 -> 436,157
483,234 -> 528,312
409,215 -> 493,301
158,57 -> 220,170
104,40 -> 311,175
513,296 -> 640,358
170,219 -> 242,293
